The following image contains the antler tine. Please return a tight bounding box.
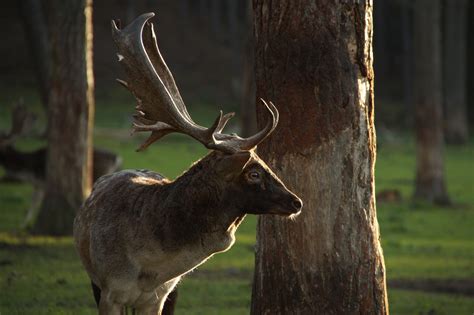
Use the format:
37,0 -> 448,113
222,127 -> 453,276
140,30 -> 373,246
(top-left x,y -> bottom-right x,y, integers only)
239,99 -> 279,150
210,99 -> 279,152
112,13 -> 279,154
216,112 -> 235,133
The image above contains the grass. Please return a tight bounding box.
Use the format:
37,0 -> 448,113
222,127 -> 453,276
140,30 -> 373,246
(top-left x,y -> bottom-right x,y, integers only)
0,90 -> 473,314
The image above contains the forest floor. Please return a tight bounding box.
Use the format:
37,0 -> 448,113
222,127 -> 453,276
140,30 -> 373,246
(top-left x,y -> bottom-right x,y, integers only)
0,89 -> 473,314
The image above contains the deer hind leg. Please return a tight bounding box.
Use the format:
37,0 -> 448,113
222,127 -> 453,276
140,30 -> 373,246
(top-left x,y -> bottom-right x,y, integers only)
136,278 -> 180,315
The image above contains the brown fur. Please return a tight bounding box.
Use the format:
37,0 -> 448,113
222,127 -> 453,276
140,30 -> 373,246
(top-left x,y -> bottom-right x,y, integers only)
74,150 -> 302,314
77,12 -> 300,314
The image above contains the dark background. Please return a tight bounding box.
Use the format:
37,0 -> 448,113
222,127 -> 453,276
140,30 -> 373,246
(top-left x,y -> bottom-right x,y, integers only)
1,0 -> 472,128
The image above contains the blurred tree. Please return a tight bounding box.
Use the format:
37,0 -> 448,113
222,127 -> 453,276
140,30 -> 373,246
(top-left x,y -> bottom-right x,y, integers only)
240,1 -> 256,137
18,0 -> 50,111
401,0 -> 414,126
199,0 -> 209,21
124,0 -> 136,24
468,2 -> 474,124
225,0 -> 238,45
374,0 -> 389,81
179,0 -> 190,18
33,0 -> 95,235
210,0 -> 221,37
251,1 -> 388,314
443,0 -> 469,144
413,0 -> 450,205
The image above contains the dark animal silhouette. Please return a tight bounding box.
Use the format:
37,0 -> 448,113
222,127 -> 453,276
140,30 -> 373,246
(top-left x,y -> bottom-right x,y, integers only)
0,104 -> 122,226
73,13 -> 302,315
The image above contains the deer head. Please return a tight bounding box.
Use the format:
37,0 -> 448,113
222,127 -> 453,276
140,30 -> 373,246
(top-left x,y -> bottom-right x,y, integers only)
207,150 -> 303,216
111,12 -> 303,217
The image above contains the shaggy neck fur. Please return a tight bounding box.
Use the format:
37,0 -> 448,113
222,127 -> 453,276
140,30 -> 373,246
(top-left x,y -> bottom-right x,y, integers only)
144,152 -> 245,252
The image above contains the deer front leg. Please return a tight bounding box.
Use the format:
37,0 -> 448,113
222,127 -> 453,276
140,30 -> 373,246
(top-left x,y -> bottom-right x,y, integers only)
137,302 -> 161,315
137,278 -> 180,315
98,291 -> 122,315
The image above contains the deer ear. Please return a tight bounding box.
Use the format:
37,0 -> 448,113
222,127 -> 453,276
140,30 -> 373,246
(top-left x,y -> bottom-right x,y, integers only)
216,151 -> 252,180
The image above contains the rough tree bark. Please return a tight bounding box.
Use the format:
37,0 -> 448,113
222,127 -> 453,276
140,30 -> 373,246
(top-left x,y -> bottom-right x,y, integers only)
413,0 -> 450,205
251,1 -> 388,314
33,0 -> 95,235
443,0 -> 469,145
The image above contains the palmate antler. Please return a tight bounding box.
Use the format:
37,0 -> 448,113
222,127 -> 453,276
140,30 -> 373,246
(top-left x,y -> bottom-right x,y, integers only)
111,12 -> 278,153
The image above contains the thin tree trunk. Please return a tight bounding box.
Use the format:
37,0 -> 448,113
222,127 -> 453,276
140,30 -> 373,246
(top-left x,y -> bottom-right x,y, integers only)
226,0 -> 239,45
374,0 -> 389,82
199,0 -> 209,21
468,2 -> 474,125
210,0 -> 221,38
125,0 -> 136,24
18,0 -> 51,110
251,1 -> 388,314
240,2 -> 256,137
179,0 -> 190,19
443,0 -> 469,144
34,0 -> 95,235
413,0 -> 450,205
402,1 -> 414,126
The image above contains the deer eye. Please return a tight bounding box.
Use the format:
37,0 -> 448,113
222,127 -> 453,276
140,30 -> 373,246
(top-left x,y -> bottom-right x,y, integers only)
247,171 -> 260,182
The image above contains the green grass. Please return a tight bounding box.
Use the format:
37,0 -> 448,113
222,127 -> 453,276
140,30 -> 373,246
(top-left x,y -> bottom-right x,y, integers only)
1,91 -> 473,314
377,139 -> 474,284
389,289 -> 474,315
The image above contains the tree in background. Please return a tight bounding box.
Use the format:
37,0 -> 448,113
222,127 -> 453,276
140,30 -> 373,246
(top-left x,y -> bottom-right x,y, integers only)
413,0 -> 450,205
240,1 -> 257,137
401,0 -> 414,126
250,1 -> 388,314
33,0 -> 95,235
443,0 -> 469,145
18,0 -> 51,111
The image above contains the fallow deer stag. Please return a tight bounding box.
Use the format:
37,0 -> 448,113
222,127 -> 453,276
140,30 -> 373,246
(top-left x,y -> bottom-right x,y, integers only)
73,12 -> 302,315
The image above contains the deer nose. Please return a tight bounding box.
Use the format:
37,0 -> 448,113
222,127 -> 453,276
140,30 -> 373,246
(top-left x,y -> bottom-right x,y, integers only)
291,198 -> 303,211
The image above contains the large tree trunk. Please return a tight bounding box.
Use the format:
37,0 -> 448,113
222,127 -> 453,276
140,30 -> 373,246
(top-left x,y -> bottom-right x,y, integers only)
413,0 -> 450,205
33,0 -> 95,235
443,0 -> 469,145
251,1 -> 388,314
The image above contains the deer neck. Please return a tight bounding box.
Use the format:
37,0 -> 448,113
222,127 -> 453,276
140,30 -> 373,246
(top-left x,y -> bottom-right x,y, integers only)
149,156 -> 245,253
